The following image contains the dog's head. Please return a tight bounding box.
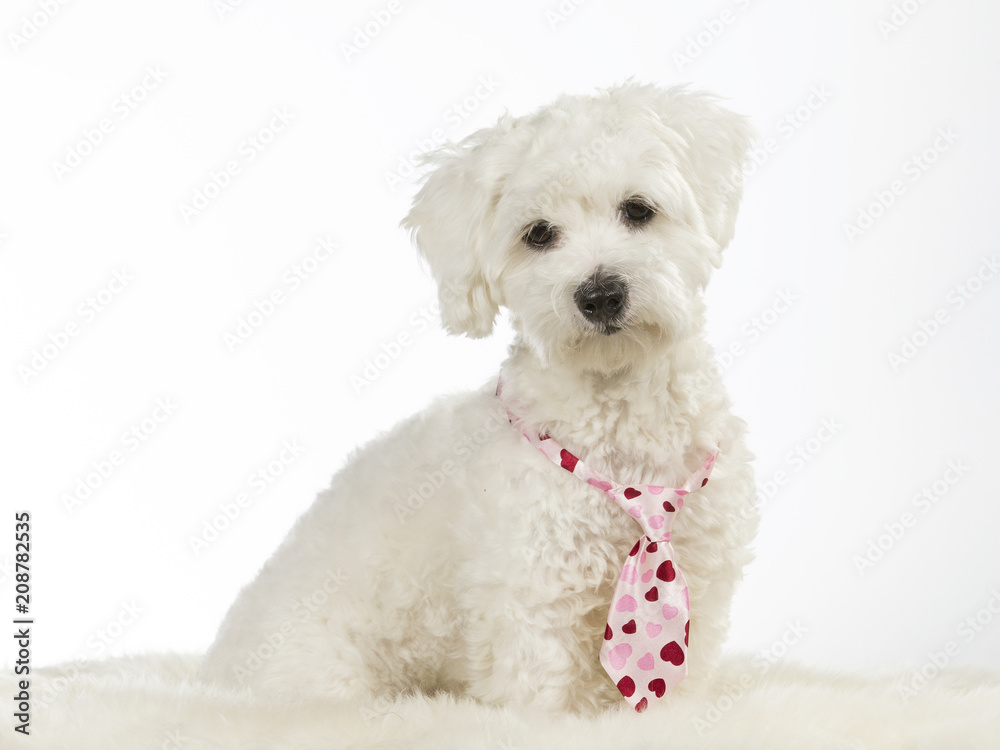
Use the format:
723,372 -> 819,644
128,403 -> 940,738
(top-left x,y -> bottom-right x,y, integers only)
403,83 -> 753,372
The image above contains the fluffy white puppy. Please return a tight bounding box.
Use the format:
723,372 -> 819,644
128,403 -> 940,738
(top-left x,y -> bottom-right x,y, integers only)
200,83 -> 758,713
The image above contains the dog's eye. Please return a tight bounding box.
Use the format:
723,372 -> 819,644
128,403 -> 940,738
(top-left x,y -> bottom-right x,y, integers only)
621,199 -> 655,226
523,222 -> 557,249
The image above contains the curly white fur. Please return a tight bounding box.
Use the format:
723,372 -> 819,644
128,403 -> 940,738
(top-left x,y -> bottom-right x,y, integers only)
199,83 -> 759,714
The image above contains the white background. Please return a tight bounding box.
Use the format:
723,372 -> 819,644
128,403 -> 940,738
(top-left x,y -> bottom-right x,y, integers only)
1,0 -> 998,681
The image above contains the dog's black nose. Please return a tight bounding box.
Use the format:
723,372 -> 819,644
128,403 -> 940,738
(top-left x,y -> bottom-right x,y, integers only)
574,272 -> 628,333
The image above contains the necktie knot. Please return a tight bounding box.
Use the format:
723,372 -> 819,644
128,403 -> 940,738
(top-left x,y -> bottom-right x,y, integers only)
608,484 -> 683,543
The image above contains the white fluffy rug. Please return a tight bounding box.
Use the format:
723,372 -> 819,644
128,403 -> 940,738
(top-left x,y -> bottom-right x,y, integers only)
4,654 -> 999,749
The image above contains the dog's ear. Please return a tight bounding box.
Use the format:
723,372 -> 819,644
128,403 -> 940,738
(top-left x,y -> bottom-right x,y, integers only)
402,121 -> 513,338
641,85 -> 754,254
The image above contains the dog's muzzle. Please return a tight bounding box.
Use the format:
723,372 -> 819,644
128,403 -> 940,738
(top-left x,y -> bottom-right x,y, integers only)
574,271 -> 628,335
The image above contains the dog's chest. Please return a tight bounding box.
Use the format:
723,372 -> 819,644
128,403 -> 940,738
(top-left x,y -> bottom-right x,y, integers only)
475,452 -> 640,590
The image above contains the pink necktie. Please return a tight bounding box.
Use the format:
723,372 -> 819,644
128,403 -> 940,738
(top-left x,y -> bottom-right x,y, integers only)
502,396 -> 717,713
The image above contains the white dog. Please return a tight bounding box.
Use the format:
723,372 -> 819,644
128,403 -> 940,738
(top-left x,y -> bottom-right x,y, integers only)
200,83 -> 758,714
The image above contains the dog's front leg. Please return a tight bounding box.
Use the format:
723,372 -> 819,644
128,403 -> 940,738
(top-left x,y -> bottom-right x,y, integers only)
459,590 -> 617,713
452,513 -> 627,715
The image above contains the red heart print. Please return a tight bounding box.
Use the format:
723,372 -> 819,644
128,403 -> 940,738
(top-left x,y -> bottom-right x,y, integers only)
662,500 -> 676,513
644,586 -> 659,602
660,641 -> 684,665
684,620 -> 690,646
622,619 -> 637,634
701,477 -> 708,486
645,542 -> 658,553
617,676 -> 636,698
604,623 -> 612,640
624,487 -> 641,500
648,678 -> 666,698
656,560 -> 676,582
635,697 -> 648,713
560,450 -> 578,472
628,539 -> 641,557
